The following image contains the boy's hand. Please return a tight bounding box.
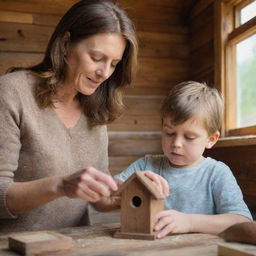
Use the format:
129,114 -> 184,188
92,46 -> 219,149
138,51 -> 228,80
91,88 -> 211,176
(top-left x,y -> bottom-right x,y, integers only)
154,210 -> 192,238
142,171 -> 169,197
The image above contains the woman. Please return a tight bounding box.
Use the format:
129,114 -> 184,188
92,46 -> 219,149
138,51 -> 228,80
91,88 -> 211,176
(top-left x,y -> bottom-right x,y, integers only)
0,0 -> 168,232
0,0 -> 138,232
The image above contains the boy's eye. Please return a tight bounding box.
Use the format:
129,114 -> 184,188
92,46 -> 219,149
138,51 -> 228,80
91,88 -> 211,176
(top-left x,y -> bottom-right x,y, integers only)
165,132 -> 174,136
185,136 -> 196,140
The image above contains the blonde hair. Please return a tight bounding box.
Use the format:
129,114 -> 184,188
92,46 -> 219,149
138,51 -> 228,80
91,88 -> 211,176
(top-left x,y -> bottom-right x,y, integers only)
161,81 -> 224,134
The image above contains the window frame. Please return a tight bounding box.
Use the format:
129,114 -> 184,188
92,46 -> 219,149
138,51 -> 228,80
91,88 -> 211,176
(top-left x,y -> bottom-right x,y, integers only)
214,0 -> 256,137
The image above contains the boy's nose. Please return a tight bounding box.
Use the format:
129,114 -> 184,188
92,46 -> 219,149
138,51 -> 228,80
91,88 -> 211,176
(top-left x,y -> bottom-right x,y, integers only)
172,137 -> 182,148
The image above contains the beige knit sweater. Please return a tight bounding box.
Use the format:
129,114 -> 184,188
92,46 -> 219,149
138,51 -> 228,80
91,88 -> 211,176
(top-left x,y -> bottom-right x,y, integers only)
0,71 -> 109,232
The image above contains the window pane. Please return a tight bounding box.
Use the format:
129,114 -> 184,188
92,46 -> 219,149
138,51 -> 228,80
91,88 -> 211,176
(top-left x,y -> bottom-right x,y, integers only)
236,34 -> 256,128
240,1 -> 256,24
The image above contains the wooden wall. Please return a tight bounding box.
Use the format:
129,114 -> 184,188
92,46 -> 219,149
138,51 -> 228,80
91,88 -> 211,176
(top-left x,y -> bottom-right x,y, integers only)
185,0 -> 215,85
187,0 -> 256,218
205,145 -> 256,219
0,0 -> 190,175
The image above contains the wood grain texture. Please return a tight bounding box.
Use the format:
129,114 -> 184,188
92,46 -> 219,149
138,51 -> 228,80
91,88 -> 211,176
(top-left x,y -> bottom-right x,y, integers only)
0,11 -> 33,24
219,222 -> 256,245
218,242 -> 256,256
120,180 -> 152,234
0,52 -> 43,74
114,172 -> 164,239
0,0 -> 78,15
0,223 -> 225,256
205,145 -> 256,218
0,22 -> 53,52
8,231 -> 73,255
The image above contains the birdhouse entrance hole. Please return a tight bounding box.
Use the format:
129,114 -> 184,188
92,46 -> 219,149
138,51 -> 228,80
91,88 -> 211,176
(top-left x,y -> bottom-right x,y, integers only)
131,196 -> 142,207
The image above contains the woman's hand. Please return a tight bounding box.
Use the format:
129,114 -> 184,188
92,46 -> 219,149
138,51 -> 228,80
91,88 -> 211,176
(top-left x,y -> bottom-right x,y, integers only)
154,210 -> 192,238
60,167 -> 118,202
142,171 -> 169,197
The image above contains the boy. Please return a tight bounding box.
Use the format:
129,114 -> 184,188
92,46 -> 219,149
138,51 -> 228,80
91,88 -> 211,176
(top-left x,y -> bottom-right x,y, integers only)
114,81 -> 252,238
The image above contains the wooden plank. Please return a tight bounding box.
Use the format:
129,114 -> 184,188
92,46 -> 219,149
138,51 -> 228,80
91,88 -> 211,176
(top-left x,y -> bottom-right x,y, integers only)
109,156 -> 139,176
33,14 -> 61,26
190,3 -> 214,33
0,11 -> 62,26
218,243 -> 256,256
137,57 -> 188,83
119,1 -> 183,25
188,67 -> 214,86
125,82 -> 182,96
108,131 -> 162,155
135,19 -> 188,34
8,231 -> 73,255
228,126 -> 256,136
205,144 -> 256,214
190,0 -> 214,19
137,31 -> 189,59
215,135 -> 256,148
0,52 -> 43,75
88,204 -> 120,225
190,21 -> 213,52
0,11 -> 33,24
190,41 -> 214,78
108,96 -> 163,132
0,22 -> 54,52
219,222 -> 256,244
0,0 -> 77,15
228,16 -> 256,44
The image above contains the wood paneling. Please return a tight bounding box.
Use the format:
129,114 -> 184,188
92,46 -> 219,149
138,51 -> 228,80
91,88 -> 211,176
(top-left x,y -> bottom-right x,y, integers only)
108,96 -> 163,132
0,52 -> 43,74
0,11 -> 33,24
0,22 -> 54,52
108,131 -> 162,156
187,1 -> 215,83
190,41 -> 214,78
119,0 -> 183,26
0,0 -> 78,15
137,30 -> 189,59
0,10 -> 61,26
206,145 -> 256,218
109,156 -> 139,176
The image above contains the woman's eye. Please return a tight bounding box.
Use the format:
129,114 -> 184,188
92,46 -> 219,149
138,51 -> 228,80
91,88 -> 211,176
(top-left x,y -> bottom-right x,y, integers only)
92,56 -> 101,62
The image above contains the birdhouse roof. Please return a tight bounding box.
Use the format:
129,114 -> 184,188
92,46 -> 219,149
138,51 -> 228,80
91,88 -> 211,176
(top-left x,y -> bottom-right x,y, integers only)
113,171 -> 164,199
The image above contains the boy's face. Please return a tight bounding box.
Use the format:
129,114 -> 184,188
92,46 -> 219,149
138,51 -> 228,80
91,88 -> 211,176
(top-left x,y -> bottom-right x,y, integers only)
161,116 -> 219,168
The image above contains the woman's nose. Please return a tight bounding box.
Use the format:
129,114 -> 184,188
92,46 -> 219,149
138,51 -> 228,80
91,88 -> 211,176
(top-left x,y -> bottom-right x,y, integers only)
96,64 -> 111,79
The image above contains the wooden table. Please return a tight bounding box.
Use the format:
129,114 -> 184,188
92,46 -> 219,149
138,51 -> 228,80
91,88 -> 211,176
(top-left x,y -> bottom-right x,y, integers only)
0,223 -> 234,256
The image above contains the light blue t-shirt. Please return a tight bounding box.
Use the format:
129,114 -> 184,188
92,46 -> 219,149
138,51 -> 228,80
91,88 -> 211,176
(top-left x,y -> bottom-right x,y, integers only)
115,155 -> 252,220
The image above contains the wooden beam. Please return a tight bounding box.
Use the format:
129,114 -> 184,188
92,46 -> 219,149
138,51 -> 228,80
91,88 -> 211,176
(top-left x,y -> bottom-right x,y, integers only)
228,16 -> 256,44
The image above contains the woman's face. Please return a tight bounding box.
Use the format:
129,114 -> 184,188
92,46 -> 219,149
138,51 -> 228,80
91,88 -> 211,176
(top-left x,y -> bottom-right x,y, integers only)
64,33 -> 126,96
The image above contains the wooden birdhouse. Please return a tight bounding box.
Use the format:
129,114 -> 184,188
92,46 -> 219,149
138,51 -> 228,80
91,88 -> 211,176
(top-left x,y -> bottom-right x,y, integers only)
113,171 -> 165,240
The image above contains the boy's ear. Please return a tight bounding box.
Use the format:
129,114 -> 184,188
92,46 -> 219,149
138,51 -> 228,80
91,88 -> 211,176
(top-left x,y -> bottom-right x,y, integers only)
206,131 -> 220,149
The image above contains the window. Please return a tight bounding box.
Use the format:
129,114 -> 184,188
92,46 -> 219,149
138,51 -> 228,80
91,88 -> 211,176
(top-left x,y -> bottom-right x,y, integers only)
215,0 -> 256,136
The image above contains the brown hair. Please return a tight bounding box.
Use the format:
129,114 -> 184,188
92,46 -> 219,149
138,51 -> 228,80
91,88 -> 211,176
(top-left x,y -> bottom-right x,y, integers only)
161,81 -> 224,134
8,0 -> 138,127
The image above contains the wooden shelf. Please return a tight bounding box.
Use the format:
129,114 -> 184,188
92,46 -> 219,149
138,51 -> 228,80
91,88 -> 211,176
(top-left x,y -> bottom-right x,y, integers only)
215,135 -> 256,148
